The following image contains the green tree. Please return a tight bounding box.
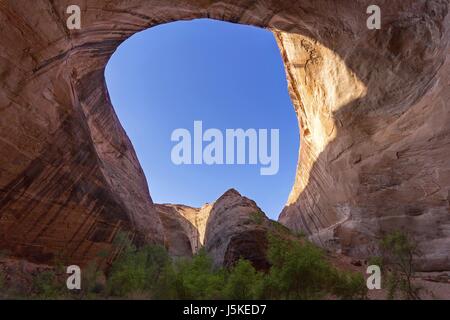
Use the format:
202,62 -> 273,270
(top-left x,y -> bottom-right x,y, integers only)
379,231 -> 421,300
263,234 -> 366,300
106,243 -> 170,297
32,270 -> 65,299
331,270 -> 367,300
223,259 -> 263,299
270,238 -> 329,299
80,261 -> 106,299
6,231 -> 367,300
169,250 -> 226,299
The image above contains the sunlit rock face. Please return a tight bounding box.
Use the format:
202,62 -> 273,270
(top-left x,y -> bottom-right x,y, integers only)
155,203 -> 210,257
203,189 -> 273,270
0,0 -> 448,270
156,189 -> 281,270
154,205 -> 196,258
277,2 -> 450,271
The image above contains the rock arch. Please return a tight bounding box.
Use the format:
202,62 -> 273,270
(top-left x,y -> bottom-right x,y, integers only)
0,0 -> 448,270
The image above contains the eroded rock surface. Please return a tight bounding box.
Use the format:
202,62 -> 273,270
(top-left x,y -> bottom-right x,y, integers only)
156,190 -> 278,270
0,0 -> 448,270
155,203 -> 210,257
277,2 -> 450,271
204,189 -> 274,270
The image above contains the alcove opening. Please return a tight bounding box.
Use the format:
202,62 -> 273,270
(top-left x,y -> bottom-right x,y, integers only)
105,19 -> 299,219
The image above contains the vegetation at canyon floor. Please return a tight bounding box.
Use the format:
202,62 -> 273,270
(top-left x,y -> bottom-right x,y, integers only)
0,231 -> 426,300
370,231 -> 422,300
0,233 -> 367,300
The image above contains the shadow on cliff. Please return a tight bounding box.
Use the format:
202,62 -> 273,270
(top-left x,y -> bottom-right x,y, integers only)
1,0 -> 447,270
156,204 -> 201,257
278,2 -> 448,263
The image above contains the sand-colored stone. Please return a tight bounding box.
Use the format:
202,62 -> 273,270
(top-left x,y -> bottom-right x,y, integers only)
0,1 -> 448,270
204,189 -> 275,270
157,189 -> 277,270
155,203 -> 211,257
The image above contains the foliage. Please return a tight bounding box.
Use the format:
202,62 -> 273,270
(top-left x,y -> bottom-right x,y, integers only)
223,259 -> 263,299
159,250 -> 226,299
378,231 -> 421,300
249,210 -> 265,225
0,270 -> 4,292
367,256 -> 383,269
2,232 -> 368,300
270,220 -> 292,235
106,242 -> 170,298
331,269 -> 367,300
294,230 -> 307,238
261,235 -> 366,300
80,262 -> 105,299
32,270 -> 65,299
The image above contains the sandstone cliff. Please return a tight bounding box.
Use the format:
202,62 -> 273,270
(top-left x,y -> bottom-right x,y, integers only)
0,0 -> 448,270
156,189 -> 281,270
155,203 -> 210,257
204,189 -> 273,270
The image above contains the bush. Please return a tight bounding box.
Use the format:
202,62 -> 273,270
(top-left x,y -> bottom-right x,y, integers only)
1,233 -> 367,300
0,270 -> 4,292
264,236 -> 329,299
367,256 -> 383,269
262,235 -> 366,300
379,231 -> 421,300
249,211 -> 265,225
80,262 -> 106,299
223,259 -> 263,299
106,243 -> 170,298
331,270 -> 367,300
32,270 -> 65,299
163,250 -> 226,299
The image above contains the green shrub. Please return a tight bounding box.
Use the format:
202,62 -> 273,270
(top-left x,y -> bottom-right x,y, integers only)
106,244 -> 170,297
32,270 -> 65,299
0,270 -> 4,292
331,270 -> 367,300
79,262 -> 106,299
165,250 -> 226,300
262,235 -> 366,300
268,220 -> 291,235
249,211 -> 265,225
223,259 -> 263,299
368,256 -> 383,269
264,236 -> 333,299
2,232 -> 368,300
294,230 -> 307,238
379,231 -> 421,300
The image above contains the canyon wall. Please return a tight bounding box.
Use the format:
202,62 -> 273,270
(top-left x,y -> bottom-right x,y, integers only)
155,203 -> 210,257
0,0 -> 448,270
276,2 -> 450,271
157,189 -> 286,270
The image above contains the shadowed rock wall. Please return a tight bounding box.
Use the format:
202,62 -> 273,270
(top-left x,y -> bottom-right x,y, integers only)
0,0 -> 448,270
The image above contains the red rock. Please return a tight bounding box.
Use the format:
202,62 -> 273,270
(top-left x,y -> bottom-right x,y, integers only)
156,190 -> 276,270
0,1 -> 448,271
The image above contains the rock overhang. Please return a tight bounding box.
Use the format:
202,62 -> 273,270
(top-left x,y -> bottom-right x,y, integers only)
0,0 -> 448,270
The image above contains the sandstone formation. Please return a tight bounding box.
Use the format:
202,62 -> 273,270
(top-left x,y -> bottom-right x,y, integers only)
154,205 -> 196,258
203,189 -> 273,269
277,1 -> 450,271
156,189 -> 279,270
0,1 -> 449,270
155,203 -> 210,257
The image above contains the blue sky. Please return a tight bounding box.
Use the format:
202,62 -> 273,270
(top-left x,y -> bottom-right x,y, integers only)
105,19 -> 299,219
